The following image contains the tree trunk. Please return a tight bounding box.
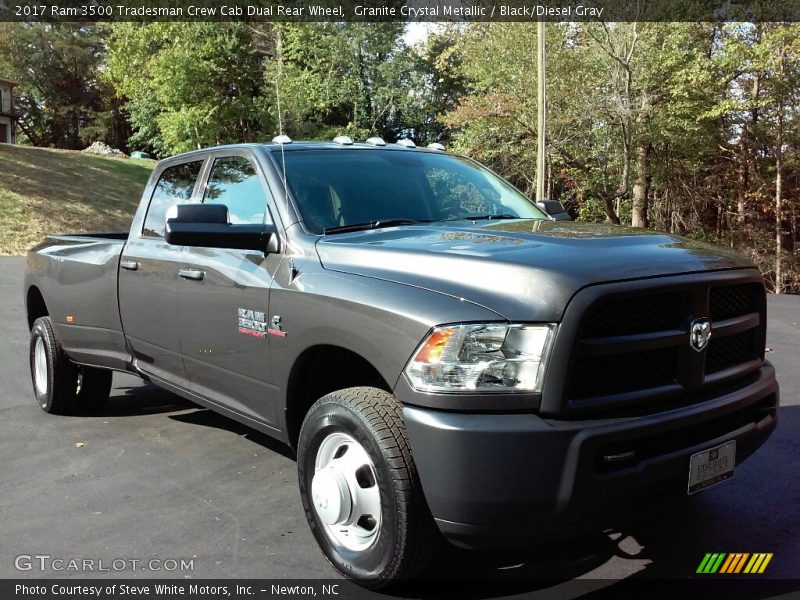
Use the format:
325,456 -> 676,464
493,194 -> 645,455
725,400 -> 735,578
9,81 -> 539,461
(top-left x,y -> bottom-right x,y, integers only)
736,125 -> 748,224
602,196 -> 621,225
774,48 -> 784,294
631,90 -> 652,229
586,22 -> 637,227
775,127 -> 783,294
632,143 -> 650,228
737,74 -> 759,225
775,116 -> 782,294
17,119 -> 41,147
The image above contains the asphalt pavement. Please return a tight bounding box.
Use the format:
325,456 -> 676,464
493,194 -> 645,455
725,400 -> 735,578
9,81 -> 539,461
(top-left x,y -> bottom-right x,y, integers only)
1,255 -> 798,597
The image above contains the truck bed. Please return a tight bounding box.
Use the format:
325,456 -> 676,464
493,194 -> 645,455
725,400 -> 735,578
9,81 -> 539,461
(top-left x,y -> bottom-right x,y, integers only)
26,233 -> 130,371
46,231 -> 129,241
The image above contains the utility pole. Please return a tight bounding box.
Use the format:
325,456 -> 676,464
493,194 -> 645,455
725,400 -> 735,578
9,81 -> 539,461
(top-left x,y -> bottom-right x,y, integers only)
536,20 -> 547,202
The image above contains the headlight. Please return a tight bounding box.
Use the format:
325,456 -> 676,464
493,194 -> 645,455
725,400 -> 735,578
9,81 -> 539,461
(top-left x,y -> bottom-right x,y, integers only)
404,323 -> 555,393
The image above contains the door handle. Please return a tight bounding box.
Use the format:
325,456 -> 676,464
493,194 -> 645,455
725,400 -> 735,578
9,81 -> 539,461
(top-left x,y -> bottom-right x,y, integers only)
120,259 -> 139,271
178,268 -> 205,281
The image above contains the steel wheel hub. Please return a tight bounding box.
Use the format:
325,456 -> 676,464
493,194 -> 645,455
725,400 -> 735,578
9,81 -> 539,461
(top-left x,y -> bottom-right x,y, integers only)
312,466 -> 351,525
312,432 -> 381,551
34,337 -> 48,395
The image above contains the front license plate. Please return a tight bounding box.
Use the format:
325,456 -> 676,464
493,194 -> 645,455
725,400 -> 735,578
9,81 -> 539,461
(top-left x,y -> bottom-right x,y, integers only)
688,440 -> 736,495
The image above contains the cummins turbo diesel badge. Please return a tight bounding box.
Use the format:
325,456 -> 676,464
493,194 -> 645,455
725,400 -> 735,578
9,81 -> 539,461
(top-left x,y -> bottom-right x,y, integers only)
238,309 -> 287,338
238,308 -> 267,338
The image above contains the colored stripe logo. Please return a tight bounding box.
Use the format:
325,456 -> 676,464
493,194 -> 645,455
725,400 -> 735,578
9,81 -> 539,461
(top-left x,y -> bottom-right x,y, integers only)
697,553 -> 773,574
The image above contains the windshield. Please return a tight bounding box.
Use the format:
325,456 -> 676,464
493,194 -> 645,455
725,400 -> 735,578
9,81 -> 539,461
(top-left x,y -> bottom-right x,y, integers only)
276,150 -> 547,234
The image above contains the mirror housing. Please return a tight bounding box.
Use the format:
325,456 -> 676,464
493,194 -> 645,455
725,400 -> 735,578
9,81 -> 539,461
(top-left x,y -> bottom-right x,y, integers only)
165,204 -> 280,253
536,200 -> 572,221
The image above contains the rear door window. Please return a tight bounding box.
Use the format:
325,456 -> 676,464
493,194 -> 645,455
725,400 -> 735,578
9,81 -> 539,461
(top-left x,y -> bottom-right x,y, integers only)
142,160 -> 203,237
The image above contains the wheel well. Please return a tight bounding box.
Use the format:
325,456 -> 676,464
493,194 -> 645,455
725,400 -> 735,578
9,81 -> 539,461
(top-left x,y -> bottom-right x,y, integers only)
286,345 -> 391,449
26,286 -> 48,330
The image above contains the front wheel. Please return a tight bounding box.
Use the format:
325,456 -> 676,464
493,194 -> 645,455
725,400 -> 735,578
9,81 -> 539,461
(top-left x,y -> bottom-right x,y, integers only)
297,387 -> 438,588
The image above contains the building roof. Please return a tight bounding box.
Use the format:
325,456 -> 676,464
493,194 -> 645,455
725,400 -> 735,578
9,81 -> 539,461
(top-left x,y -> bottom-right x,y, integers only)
0,77 -> 19,87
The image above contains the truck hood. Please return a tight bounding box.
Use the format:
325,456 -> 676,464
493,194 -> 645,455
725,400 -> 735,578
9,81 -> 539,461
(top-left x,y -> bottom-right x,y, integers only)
315,220 -> 756,321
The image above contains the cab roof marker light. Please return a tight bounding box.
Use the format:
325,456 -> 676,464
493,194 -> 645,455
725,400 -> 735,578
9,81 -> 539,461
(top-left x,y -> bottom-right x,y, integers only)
427,143 -> 446,151
365,137 -> 387,146
396,139 -> 416,148
272,135 -> 292,145
333,135 -> 354,146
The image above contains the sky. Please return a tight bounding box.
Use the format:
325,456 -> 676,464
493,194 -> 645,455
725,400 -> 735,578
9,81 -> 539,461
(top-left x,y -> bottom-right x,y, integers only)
403,22 -> 438,46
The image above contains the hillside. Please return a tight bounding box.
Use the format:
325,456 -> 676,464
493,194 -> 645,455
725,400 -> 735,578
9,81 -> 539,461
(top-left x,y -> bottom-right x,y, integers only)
0,145 -> 154,255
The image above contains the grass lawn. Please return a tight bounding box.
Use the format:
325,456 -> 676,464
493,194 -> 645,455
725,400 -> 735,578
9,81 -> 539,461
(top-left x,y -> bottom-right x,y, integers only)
0,145 -> 155,255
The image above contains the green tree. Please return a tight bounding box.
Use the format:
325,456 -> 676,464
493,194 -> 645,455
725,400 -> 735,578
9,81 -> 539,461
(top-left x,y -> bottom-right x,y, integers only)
262,23 -> 422,142
754,24 -> 800,292
403,27 -> 469,145
0,22 -> 123,149
445,21 -> 800,291
107,22 -> 272,155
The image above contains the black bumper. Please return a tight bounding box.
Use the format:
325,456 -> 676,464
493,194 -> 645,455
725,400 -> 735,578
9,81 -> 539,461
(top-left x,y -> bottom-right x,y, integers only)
400,364 -> 778,549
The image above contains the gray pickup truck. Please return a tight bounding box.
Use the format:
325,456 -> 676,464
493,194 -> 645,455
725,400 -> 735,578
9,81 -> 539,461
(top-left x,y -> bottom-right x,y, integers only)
24,137 -> 778,586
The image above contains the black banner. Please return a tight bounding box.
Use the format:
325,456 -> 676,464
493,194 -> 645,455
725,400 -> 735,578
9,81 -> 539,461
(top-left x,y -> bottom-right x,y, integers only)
1,0 -> 800,23
5,579 -> 800,600
6,581 -> 368,600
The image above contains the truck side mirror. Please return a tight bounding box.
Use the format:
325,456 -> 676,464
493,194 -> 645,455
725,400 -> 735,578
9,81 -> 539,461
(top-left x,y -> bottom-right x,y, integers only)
165,204 -> 281,254
536,200 -> 572,221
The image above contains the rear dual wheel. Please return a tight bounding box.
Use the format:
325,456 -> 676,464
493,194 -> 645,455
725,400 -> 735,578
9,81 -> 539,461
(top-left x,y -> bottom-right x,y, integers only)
30,316 -> 113,415
297,387 -> 439,588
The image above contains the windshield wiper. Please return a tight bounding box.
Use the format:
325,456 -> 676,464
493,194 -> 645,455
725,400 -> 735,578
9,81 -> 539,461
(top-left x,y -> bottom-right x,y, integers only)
446,213 -> 522,222
323,218 -> 433,235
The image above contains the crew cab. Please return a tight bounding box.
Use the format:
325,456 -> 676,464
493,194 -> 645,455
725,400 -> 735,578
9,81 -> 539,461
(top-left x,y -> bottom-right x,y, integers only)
24,137 -> 779,586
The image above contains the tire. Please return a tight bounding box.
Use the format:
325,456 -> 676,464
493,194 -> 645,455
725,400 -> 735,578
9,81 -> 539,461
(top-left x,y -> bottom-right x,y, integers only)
75,366 -> 113,411
297,387 -> 439,588
30,316 -> 79,414
29,316 -> 113,415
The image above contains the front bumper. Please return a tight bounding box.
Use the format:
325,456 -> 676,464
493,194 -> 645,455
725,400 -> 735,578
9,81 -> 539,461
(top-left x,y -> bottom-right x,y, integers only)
400,363 -> 778,549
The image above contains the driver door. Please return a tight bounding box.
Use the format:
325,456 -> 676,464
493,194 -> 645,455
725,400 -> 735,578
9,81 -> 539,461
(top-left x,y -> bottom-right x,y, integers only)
177,151 -> 283,425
